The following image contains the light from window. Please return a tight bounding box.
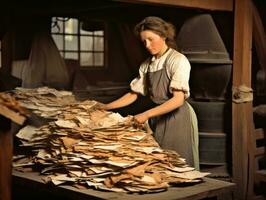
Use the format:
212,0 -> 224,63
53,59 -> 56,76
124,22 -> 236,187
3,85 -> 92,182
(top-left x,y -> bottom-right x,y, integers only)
51,17 -> 105,68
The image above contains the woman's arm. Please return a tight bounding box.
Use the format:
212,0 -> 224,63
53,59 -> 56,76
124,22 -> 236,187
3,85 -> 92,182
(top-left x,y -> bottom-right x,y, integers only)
103,91 -> 138,110
134,90 -> 185,123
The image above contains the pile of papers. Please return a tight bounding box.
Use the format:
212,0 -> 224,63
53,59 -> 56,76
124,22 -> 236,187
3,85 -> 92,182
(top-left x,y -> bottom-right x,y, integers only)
0,92 -> 29,125
11,87 -> 76,119
12,87 -> 209,193
0,92 -> 29,117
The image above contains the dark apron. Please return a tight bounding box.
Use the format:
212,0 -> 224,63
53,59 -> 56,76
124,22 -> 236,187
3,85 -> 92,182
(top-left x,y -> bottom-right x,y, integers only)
146,53 -> 195,167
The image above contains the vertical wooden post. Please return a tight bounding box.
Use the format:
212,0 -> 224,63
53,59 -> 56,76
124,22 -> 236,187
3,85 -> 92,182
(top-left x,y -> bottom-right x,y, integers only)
232,0 -> 253,199
0,97 -> 26,200
1,31 -> 13,75
0,121 -> 12,200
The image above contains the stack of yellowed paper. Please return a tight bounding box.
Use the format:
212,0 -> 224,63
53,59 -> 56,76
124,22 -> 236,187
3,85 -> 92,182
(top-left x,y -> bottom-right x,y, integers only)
12,87 -> 209,193
12,87 -> 76,119
0,92 -> 29,125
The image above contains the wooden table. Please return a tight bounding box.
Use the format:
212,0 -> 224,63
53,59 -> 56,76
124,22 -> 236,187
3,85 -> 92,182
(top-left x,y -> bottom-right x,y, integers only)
12,170 -> 235,200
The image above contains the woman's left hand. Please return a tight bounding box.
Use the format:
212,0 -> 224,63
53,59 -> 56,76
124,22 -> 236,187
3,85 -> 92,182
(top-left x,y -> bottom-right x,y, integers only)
134,112 -> 149,124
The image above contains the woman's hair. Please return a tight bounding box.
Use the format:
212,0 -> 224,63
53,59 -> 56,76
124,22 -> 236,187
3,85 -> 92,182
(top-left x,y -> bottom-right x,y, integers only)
134,16 -> 177,49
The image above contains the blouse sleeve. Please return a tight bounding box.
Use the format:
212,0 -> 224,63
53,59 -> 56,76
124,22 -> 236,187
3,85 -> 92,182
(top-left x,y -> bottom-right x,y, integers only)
130,62 -> 148,96
169,54 -> 191,99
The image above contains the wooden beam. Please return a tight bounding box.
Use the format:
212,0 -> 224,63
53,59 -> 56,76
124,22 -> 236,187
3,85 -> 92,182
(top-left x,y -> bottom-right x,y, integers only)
232,0 -> 253,199
0,105 -> 26,125
254,128 -> 265,140
111,0 -> 233,11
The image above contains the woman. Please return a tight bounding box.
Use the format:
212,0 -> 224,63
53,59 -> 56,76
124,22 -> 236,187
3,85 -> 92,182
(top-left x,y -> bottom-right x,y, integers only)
102,16 -> 199,169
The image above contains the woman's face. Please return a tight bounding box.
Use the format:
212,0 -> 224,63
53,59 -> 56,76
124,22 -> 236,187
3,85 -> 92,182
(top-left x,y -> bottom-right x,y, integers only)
140,30 -> 167,57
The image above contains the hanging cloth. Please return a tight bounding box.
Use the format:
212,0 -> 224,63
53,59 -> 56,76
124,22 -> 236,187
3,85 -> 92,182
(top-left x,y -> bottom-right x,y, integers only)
22,32 -> 69,89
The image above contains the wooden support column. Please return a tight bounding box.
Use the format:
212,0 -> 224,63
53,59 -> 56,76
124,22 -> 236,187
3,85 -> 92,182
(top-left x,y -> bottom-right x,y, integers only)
0,121 -> 12,200
0,101 -> 26,200
232,0 -> 253,199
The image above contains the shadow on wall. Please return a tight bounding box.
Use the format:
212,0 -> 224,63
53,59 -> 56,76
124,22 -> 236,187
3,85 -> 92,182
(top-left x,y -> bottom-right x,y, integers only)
0,70 -> 21,92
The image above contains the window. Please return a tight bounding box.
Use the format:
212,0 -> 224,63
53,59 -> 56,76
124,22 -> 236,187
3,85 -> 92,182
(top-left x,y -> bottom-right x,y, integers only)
51,17 -> 106,68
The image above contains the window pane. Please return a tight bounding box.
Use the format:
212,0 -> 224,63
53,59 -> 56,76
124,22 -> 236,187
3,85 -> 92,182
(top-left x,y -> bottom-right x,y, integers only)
52,35 -> 63,50
94,31 -> 104,36
51,17 -> 64,33
65,35 -> 78,51
94,53 -> 104,66
80,28 -> 93,35
65,18 -> 78,34
80,36 -> 93,51
80,52 -> 93,66
94,37 -> 104,51
65,52 -> 78,60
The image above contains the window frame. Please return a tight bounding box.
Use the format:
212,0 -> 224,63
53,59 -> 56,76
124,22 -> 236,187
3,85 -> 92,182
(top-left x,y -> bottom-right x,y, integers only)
51,17 -> 107,69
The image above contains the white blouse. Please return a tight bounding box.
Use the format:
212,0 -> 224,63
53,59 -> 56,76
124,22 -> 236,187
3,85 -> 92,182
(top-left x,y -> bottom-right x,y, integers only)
130,48 -> 191,99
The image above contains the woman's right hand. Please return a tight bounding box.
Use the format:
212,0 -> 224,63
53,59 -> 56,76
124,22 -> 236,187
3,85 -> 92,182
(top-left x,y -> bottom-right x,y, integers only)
134,112 -> 149,124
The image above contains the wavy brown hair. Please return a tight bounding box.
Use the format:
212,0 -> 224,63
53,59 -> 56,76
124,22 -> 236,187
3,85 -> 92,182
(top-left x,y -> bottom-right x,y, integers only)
134,16 -> 177,49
